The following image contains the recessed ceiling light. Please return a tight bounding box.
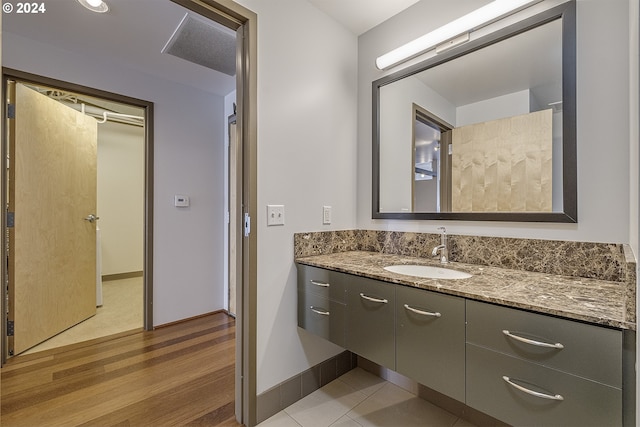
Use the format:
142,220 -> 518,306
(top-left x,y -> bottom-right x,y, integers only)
76,0 -> 109,13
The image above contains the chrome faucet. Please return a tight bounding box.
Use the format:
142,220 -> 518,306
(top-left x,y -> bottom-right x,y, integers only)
431,226 -> 448,264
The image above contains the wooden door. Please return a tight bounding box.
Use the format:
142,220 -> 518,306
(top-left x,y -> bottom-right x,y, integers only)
8,82 -> 97,355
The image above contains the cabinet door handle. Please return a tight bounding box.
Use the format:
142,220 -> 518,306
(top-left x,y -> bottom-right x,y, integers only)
310,280 -> 330,287
502,330 -> 564,349
502,376 -> 564,401
359,293 -> 388,304
404,304 -> 441,317
310,306 -> 330,316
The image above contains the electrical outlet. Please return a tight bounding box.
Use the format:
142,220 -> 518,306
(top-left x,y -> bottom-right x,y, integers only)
323,206 -> 332,225
267,205 -> 285,226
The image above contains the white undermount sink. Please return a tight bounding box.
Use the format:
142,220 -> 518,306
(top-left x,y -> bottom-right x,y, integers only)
384,264 -> 472,280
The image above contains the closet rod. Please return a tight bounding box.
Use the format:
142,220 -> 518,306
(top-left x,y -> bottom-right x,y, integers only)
80,103 -> 144,125
96,111 -> 144,123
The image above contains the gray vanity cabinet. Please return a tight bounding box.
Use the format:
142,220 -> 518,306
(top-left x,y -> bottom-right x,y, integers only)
466,300 -> 623,427
297,265 -> 346,347
396,285 -> 465,401
345,275 -> 395,370
466,300 -> 622,386
296,263 -> 628,426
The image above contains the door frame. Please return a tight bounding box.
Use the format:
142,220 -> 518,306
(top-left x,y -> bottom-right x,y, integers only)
1,68 -> 155,355
227,112 -> 237,318
169,1 -> 258,425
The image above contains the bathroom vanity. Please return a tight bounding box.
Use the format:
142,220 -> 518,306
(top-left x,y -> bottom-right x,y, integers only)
296,249 -> 635,427
292,1 -> 635,425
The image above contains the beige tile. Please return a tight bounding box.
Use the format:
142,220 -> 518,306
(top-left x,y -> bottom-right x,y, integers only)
348,383 -> 458,427
257,410 -> 302,427
336,368 -> 386,397
23,277 -> 143,354
285,379 -> 368,427
330,415 -> 362,426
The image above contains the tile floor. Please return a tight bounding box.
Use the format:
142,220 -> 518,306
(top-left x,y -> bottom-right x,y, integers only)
22,277 -> 143,354
258,367 -> 476,427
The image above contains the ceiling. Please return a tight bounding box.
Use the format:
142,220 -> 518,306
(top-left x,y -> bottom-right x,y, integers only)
306,0 -> 421,35
416,18 -> 562,108
4,1 -> 558,107
2,0 -> 237,96
2,0 -> 422,97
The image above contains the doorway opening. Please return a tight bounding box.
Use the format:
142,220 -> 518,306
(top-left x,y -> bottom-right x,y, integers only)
2,72 -> 154,358
1,0 -> 257,424
412,104 -> 453,213
4,77 -> 149,356
171,1 -> 258,424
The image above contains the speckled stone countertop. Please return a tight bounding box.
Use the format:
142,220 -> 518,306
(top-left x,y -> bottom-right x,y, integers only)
296,251 -> 633,330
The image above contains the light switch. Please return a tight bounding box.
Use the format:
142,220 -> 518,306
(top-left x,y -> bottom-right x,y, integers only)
174,195 -> 190,207
323,206 -> 332,225
267,205 -> 285,226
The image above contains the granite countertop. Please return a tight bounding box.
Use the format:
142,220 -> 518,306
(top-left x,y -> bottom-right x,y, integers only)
296,251 -> 633,330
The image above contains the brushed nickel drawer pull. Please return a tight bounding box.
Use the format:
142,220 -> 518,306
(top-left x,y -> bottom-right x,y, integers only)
502,376 -> 564,401
502,330 -> 564,349
359,293 -> 388,304
310,306 -> 330,316
310,280 -> 330,287
404,304 -> 441,317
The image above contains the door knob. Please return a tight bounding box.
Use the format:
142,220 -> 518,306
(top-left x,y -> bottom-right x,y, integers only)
84,214 -> 100,223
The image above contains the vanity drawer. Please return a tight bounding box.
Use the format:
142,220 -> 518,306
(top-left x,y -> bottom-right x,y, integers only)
466,343 -> 622,427
297,291 -> 345,347
396,285 -> 465,401
297,264 -> 346,303
466,300 -> 622,387
346,275 -> 395,370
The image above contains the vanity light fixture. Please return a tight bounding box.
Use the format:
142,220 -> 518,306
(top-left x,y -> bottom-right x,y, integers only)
375,0 -> 540,70
76,0 -> 109,13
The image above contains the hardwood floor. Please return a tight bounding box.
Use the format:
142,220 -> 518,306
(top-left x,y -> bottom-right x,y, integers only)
1,312 -> 241,427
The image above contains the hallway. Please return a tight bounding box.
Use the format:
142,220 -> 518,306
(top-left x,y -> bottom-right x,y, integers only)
1,312 -> 238,426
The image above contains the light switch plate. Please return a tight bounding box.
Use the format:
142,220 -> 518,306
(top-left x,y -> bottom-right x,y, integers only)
323,206 -> 332,225
267,205 -> 285,226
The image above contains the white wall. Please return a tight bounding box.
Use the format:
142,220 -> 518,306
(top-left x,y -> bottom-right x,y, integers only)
3,32 -> 227,326
358,0 -> 632,244
97,121 -> 145,276
379,77 -> 455,212
631,0 -> 639,259
456,89 -> 530,127
234,0 -> 358,394
630,0 -> 640,419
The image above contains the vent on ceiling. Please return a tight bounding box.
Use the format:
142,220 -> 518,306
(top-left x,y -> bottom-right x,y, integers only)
162,14 -> 236,76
